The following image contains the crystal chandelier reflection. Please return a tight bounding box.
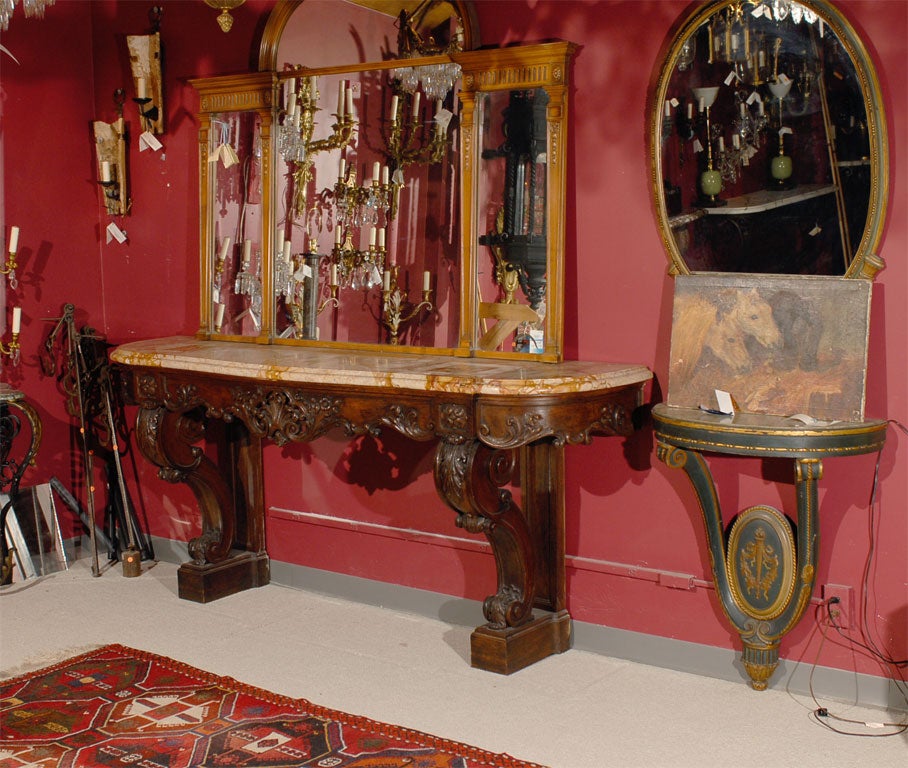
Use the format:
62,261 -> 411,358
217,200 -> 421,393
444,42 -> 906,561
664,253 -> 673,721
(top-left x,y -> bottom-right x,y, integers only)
1,0 -> 54,31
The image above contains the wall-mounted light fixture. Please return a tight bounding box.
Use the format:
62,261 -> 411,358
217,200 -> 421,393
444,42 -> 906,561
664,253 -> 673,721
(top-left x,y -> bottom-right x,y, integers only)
204,0 -> 245,33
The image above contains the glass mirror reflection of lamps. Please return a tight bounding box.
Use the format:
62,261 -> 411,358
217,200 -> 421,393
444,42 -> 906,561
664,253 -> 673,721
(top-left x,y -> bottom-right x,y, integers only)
767,78 -> 794,187
692,86 -> 724,205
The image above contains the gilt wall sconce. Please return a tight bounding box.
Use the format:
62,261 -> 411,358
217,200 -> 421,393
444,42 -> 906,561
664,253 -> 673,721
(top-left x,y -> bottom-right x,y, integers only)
93,116 -> 129,218
127,31 -> 163,134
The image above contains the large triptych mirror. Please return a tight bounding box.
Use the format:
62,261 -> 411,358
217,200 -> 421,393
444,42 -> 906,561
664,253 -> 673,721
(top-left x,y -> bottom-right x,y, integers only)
650,0 -> 888,279
192,0 -> 576,362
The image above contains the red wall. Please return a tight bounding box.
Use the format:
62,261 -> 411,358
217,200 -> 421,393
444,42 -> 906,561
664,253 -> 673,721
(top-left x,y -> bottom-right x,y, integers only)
2,1 -> 905,681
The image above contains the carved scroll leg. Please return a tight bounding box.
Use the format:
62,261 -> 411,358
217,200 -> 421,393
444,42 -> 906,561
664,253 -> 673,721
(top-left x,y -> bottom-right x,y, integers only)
136,406 -> 268,602
435,439 -> 570,674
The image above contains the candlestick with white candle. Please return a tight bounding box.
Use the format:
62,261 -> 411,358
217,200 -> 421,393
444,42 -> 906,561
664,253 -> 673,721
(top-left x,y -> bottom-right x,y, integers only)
369,227 -> 376,248
378,228 -> 385,249
101,161 -> 111,182
423,271 -> 431,292
8,226 -> 19,254
372,161 -> 381,184
412,91 -> 421,118
330,263 -> 338,286
137,77 -> 147,99
346,87 -> 354,118
243,239 -> 252,264
12,306 -> 21,335
337,80 -> 346,119
390,95 -> 399,122
383,270 -> 391,292
219,236 -> 231,263
214,303 -> 225,329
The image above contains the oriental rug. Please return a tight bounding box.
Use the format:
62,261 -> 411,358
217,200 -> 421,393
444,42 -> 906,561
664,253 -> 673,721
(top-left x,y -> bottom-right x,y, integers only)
0,644 -> 545,768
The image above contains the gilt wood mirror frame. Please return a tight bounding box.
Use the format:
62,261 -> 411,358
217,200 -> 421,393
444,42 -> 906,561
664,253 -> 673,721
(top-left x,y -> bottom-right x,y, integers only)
649,0 -> 888,281
194,0 -> 574,362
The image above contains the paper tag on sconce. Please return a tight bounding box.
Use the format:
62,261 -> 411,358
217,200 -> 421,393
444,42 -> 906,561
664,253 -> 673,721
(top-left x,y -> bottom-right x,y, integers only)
139,131 -> 163,152
292,265 -> 312,281
777,73 -> 792,85
106,222 -> 128,244
724,70 -> 738,86
779,126 -> 793,138
370,265 -> 382,286
434,108 -> 454,133
809,223 -> 822,237
392,168 -> 406,185
693,138 -> 704,153
747,91 -> 762,106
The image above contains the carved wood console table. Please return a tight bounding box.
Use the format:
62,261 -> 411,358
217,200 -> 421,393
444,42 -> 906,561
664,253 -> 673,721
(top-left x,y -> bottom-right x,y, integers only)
112,337 -> 651,674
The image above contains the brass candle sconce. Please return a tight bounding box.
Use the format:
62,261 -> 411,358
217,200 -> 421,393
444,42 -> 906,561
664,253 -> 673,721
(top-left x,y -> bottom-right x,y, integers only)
2,225 -> 19,290
1,305 -> 22,367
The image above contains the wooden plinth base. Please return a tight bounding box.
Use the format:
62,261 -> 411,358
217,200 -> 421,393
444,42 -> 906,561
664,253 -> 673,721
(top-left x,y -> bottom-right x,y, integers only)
178,551 -> 270,603
471,610 -> 572,674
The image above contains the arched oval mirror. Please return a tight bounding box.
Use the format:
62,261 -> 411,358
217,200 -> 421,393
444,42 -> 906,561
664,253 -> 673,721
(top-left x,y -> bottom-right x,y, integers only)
650,0 -> 888,279
259,0 -> 479,72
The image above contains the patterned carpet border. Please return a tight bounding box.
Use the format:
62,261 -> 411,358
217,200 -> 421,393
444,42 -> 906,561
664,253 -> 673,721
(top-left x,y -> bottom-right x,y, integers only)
0,643 -> 548,768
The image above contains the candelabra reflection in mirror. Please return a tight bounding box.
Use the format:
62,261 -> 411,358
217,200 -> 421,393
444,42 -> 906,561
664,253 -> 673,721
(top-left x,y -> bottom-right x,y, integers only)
334,157 -> 399,230
381,264 -> 433,346
0,0 -> 54,32
332,224 -> 386,293
383,87 -> 454,178
279,75 -> 357,220
233,239 -> 263,330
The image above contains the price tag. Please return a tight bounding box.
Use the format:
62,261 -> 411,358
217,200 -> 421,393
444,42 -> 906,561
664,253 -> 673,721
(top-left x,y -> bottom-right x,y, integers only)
106,222 -> 127,244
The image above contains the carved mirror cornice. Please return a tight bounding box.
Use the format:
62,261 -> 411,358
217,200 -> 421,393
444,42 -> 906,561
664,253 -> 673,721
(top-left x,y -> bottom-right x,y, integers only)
649,0 -> 888,279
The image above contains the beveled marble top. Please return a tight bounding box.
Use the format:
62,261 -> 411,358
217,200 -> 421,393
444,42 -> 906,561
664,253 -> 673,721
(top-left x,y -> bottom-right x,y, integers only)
111,337 -> 651,396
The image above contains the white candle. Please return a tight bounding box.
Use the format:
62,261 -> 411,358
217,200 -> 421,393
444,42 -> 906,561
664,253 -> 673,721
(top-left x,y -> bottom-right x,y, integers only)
378,227 -> 385,249
283,239 -> 292,261
137,77 -> 147,99
330,264 -> 338,286
243,239 -> 252,263
372,161 -> 381,184
412,91 -> 421,117
219,236 -> 231,262
337,80 -> 346,119
310,75 -> 317,95
664,100 -> 671,117
687,103 -> 693,120
718,136 -> 725,152
369,227 -> 376,247
8,226 -> 19,253
382,165 -> 389,185
390,95 -> 399,121
286,93 -> 297,117
698,97 -> 705,112
339,156 -> 346,180
101,161 -> 111,182
215,302 -> 225,328
423,271 -> 431,292
345,86 -> 354,117
335,227 -> 342,245
732,134 -> 740,149
383,270 -> 391,291
12,306 -> 21,334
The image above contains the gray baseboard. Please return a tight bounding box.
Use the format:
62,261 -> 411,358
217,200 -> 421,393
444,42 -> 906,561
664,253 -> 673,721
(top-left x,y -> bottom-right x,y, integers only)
151,539 -> 903,711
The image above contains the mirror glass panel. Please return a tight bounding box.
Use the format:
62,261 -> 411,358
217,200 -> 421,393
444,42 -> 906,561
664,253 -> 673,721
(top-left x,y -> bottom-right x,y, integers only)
210,110 -> 265,337
475,87 -> 550,354
271,64 -> 460,348
651,0 -> 887,278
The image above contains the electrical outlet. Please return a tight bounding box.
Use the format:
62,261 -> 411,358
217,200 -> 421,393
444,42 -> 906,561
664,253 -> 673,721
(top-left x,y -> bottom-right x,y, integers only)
822,584 -> 854,629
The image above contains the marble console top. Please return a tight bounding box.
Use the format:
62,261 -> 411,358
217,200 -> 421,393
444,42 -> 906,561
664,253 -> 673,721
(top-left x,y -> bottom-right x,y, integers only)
112,337 -> 651,396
